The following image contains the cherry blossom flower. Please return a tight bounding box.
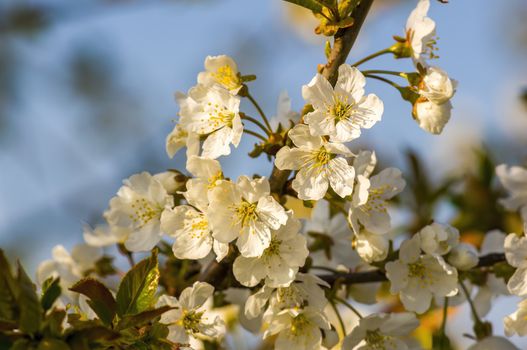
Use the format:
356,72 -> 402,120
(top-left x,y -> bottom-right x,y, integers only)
504,233 -> 527,296
419,66 -> 457,105
197,55 -> 243,94
157,282 -> 225,347
105,172 -> 174,252
37,244 -> 102,302
263,307 -> 330,350
245,273 -> 329,320
348,155 -> 405,235
414,99 -> 452,135
179,84 -> 243,159
275,124 -> 355,200
405,0 -> 436,62
385,235 -> 458,313
165,123 -> 200,159
208,176 -> 288,257
270,91 -> 300,130
504,299 -> 527,337
342,312 -> 419,350
418,222 -> 459,256
233,212 -> 308,288
302,64 -> 383,142
496,164 -> 527,222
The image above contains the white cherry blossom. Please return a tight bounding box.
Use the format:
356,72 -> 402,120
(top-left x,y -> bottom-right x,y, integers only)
504,299 -> 527,337
419,66 -> 457,105
185,155 -> 225,204
302,64 -> 383,142
447,243 -> 478,271
233,212 -> 308,288
166,123 -> 200,159
105,172 -> 174,252
414,99 -> 452,135
37,244 -> 102,302
496,164 -> 527,222
504,233 -> 527,296
179,84 -> 243,159
405,0 -> 436,62
418,222 -> 459,256
208,176 -> 288,257
197,55 -> 243,94
304,199 -> 360,269
385,235 -> 458,313
157,282 -> 225,346
342,312 -> 419,350
161,186 -> 227,262
263,307 -> 330,350
270,91 -> 300,130
275,124 -> 355,201
348,164 -> 406,235
245,273 -> 329,319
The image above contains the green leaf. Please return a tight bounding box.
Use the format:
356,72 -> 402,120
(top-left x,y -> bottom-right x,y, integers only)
116,305 -> 174,331
69,278 -> 117,326
41,277 -> 61,311
0,250 -> 18,321
41,309 -> 66,338
16,262 -> 43,335
282,0 -> 323,13
116,249 -> 159,317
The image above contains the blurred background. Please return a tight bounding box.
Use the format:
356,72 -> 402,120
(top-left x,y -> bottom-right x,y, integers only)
0,0 -> 526,348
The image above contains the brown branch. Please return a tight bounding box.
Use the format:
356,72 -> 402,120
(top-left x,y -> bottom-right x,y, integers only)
321,0 -> 375,85
318,253 -> 506,286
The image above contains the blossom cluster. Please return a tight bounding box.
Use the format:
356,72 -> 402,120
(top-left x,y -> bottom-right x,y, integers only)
23,1 -> 526,349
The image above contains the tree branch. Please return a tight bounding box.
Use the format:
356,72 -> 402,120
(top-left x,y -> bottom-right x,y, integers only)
318,253 -> 506,286
321,0 -> 375,85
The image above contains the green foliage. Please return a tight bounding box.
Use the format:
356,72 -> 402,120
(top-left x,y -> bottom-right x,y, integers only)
70,278 -> 117,326
0,249 -> 178,350
116,249 -> 160,317
40,277 -> 61,312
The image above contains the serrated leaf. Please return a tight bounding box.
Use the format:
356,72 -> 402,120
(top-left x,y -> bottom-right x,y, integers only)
0,250 -> 18,321
283,0 -> 323,13
69,278 -> 117,326
116,305 -> 174,331
41,277 -> 61,311
16,262 -> 42,335
116,249 -> 159,317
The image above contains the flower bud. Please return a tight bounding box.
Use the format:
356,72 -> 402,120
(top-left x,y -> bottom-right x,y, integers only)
419,66 -> 457,104
413,99 -> 452,134
447,243 -> 479,270
467,336 -> 519,350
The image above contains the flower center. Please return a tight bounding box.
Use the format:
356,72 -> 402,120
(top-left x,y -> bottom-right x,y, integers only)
190,217 -> 209,238
207,102 -> 234,129
181,310 -> 204,334
235,201 -> 258,228
263,239 -> 282,257
312,147 -> 333,168
290,314 -> 309,336
207,171 -> 224,189
408,261 -> 426,278
212,65 -> 240,91
365,329 -> 391,349
329,96 -> 353,122
129,198 -> 162,228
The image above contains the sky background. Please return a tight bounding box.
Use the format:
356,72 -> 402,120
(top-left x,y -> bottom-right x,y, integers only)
0,0 -> 526,348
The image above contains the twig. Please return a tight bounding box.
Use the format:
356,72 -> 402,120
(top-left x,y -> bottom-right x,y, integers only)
319,253 -> 505,286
